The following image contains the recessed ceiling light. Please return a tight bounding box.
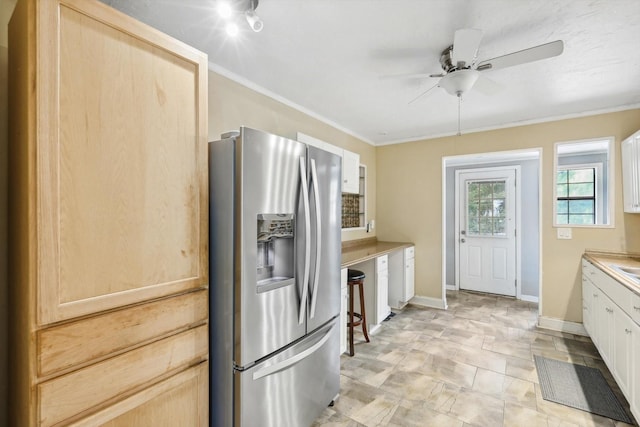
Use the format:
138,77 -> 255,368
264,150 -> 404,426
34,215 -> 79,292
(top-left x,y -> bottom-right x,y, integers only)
217,2 -> 233,19
225,22 -> 239,37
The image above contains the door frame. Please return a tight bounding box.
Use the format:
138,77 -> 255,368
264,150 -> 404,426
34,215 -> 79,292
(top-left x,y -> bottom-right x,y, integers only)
454,165 -> 521,298
442,148 -> 542,312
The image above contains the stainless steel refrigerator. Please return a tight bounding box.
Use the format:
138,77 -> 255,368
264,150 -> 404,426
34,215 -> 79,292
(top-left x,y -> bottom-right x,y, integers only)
209,127 -> 341,427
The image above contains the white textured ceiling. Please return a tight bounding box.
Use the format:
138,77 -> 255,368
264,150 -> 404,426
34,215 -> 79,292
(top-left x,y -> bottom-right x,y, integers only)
100,0 -> 640,145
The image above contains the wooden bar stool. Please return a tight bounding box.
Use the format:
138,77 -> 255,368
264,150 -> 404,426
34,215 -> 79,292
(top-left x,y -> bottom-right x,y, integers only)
347,269 -> 370,356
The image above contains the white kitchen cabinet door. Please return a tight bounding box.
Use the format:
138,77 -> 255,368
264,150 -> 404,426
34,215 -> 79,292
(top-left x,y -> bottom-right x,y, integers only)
405,253 -> 415,302
633,320 -> 640,422
598,291 -> 616,367
621,130 -> 640,213
342,149 -> 360,194
613,306 -> 636,397
582,278 -> 593,338
375,256 -> 390,325
340,269 -> 348,355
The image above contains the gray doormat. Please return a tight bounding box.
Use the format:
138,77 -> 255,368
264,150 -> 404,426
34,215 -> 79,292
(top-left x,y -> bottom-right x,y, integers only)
534,355 -> 632,424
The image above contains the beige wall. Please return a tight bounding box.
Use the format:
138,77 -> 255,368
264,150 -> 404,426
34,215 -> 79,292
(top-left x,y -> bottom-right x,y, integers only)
208,71 -> 376,242
1,1 -> 17,425
377,109 -> 640,323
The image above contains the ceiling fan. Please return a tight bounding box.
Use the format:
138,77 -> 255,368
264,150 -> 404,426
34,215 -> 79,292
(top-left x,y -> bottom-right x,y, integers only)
407,29 -> 564,104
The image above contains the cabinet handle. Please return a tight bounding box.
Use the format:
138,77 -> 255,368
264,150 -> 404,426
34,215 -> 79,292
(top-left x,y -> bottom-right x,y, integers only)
590,271 -> 596,275
625,328 -> 632,334
606,307 -> 613,313
634,306 -> 640,311
593,294 -> 598,298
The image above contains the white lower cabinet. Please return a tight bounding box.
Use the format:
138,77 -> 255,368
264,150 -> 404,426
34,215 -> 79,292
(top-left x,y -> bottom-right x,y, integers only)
582,258 -> 640,421
375,255 -> 390,325
340,268 -> 348,355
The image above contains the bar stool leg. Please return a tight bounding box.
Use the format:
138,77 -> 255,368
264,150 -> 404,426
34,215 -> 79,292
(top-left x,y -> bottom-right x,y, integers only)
357,281 -> 370,343
348,281 -> 355,356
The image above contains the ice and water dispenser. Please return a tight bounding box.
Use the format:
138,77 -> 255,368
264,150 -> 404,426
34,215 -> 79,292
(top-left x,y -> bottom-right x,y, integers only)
256,214 -> 295,292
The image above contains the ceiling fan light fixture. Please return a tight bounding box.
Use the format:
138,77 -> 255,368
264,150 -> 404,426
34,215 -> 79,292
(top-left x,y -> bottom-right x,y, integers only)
439,69 -> 480,96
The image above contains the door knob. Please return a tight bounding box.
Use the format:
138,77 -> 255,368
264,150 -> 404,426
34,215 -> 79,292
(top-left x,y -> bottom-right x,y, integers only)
461,238 -> 466,243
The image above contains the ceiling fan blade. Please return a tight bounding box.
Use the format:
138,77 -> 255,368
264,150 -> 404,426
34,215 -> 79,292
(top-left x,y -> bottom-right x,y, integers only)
379,72 -> 432,80
473,74 -> 502,96
476,40 -> 564,71
408,83 -> 439,105
452,28 -> 483,66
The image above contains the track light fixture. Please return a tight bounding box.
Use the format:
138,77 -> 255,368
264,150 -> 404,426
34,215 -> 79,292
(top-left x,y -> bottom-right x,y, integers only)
217,0 -> 263,36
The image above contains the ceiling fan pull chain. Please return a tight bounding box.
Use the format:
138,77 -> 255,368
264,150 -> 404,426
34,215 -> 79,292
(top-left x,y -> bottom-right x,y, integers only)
457,95 -> 462,136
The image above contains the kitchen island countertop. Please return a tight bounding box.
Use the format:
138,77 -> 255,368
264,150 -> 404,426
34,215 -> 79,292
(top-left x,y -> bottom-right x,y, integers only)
341,238 -> 413,268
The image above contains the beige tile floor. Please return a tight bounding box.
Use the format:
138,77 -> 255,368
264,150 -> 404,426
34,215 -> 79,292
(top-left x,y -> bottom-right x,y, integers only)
312,290 -> 638,427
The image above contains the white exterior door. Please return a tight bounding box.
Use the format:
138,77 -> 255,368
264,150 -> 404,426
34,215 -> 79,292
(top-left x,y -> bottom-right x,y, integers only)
457,168 -> 517,296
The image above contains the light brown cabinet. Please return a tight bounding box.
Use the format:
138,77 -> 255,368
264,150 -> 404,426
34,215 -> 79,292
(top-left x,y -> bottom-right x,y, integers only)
8,0 -> 209,425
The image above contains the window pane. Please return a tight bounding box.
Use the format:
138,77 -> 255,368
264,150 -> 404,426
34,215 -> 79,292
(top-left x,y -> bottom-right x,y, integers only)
568,169 -> 594,183
557,183 -> 568,198
467,201 -> 478,218
493,199 -> 505,217
557,170 -> 568,183
467,183 -> 479,201
479,218 -> 492,234
493,218 -> 506,235
568,200 -> 594,214
569,214 -> 594,225
568,183 -> 594,197
557,200 -> 568,213
468,218 -> 479,234
557,214 -> 569,224
493,182 -> 505,198
479,200 -> 493,217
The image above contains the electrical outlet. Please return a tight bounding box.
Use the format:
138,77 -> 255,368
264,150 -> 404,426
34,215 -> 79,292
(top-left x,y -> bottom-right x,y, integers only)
557,227 -> 572,239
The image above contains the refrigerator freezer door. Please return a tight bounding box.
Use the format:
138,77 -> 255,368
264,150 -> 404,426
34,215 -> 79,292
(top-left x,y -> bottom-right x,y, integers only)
307,146 -> 342,332
236,319 -> 340,427
237,128 -> 308,367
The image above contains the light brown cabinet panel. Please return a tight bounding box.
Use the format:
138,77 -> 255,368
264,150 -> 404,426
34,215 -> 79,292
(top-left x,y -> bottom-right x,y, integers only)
8,0 -> 209,425
39,325 -> 208,427
34,0 -> 209,325
69,362 -> 208,427
38,290 -> 208,378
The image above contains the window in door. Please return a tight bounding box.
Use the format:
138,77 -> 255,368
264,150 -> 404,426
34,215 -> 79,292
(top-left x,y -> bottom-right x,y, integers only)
342,165 -> 366,229
466,180 -> 506,237
556,166 -> 598,225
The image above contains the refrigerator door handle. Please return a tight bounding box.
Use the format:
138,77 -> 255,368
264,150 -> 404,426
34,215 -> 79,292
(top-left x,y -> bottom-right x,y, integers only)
309,158 -> 322,319
298,156 -> 311,325
251,325 -> 333,380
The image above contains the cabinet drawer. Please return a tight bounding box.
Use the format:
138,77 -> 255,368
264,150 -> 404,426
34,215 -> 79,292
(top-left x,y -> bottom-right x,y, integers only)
405,246 -> 414,259
38,290 -> 208,377
38,325 -> 208,427
376,255 -> 389,273
69,362 -> 208,427
632,293 -> 640,324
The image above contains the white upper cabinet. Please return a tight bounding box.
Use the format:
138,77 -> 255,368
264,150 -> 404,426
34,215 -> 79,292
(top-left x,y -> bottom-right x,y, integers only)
342,149 -> 361,194
622,130 -> 640,213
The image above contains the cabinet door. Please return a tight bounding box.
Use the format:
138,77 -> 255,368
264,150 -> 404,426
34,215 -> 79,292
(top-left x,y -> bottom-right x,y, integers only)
376,271 -> 390,325
598,292 -> 616,367
633,319 -> 640,422
340,269 -> 348,355
613,308 -> 635,397
36,0 -> 208,324
405,257 -> 415,302
342,149 -> 360,194
582,277 -> 593,337
69,362 -> 208,427
621,135 -> 640,213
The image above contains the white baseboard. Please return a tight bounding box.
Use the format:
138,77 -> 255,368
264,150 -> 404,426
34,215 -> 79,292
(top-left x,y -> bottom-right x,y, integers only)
368,324 -> 382,335
446,284 -> 457,291
409,295 -> 447,310
520,294 -> 539,303
537,316 -> 588,336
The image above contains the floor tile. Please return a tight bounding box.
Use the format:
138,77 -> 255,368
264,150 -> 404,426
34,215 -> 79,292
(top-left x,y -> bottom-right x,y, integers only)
311,290 -> 638,427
